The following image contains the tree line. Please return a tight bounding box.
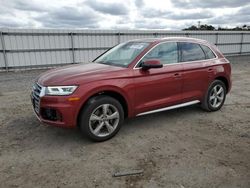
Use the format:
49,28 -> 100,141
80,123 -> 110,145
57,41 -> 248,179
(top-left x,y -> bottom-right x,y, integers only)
183,24 -> 250,31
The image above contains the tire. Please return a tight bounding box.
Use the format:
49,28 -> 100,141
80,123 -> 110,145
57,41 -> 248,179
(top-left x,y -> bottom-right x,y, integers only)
201,80 -> 226,112
79,95 -> 124,141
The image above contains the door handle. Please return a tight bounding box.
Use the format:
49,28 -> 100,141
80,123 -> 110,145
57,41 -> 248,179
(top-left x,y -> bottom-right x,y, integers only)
173,73 -> 181,78
208,68 -> 213,72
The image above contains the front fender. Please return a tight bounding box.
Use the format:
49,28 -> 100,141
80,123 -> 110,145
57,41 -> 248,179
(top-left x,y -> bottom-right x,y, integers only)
74,79 -> 135,126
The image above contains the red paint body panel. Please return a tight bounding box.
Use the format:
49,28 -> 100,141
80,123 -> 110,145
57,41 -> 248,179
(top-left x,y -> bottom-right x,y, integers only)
133,64 -> 183,114
32,37 -> 232,128
182,61 -> 211,102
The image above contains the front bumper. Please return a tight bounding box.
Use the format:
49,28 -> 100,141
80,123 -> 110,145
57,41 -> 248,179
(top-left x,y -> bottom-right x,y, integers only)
31,90 -> 79,128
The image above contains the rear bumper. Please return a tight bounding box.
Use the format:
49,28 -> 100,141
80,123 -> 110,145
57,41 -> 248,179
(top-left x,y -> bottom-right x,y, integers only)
31,94 -> 79,128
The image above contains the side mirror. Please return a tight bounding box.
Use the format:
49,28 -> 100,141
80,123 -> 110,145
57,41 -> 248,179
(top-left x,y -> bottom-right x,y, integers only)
141,59 -> 163,70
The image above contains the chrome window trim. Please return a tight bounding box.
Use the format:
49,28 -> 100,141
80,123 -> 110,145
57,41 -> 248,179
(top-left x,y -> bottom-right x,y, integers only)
133,40 -> 219,70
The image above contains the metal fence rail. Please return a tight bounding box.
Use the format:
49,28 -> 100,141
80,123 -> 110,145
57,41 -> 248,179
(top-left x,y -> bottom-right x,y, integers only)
0,29 -> 250,71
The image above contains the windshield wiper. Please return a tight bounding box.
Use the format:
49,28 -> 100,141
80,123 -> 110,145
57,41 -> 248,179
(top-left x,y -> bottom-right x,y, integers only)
97,61 -> 111,65
97,61 -> 126,67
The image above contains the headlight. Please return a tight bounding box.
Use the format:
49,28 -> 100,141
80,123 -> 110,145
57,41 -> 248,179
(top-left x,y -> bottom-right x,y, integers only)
45,86 -> 78,96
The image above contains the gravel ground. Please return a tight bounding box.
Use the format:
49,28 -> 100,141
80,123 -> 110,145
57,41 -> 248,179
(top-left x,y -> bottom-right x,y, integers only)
0,57 -> 250,188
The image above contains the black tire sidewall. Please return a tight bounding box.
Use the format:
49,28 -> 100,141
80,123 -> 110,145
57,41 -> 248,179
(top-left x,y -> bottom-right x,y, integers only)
79,95 -> 124,141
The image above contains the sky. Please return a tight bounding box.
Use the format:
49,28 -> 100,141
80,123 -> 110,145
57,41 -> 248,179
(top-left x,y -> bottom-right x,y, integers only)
0,0 -> 250,30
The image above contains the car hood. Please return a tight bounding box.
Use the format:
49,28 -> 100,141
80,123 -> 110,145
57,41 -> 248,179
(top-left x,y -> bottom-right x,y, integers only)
37,63 -> 128,86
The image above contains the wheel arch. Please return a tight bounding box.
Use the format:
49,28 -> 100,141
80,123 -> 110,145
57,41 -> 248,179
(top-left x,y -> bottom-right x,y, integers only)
214,76 -> 229,93
76,89 -> 129,127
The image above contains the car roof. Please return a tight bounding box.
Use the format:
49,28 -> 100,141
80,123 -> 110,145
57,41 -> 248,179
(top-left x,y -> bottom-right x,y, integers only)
130,37 -> 209,44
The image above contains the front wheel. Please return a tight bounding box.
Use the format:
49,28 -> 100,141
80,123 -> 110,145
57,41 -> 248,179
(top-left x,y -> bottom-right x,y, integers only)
79,95 -> 124,141
201,80 -> 226,112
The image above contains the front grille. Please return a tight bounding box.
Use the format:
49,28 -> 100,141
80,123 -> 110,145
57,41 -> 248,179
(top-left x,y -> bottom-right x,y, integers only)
32,83 -> 42,114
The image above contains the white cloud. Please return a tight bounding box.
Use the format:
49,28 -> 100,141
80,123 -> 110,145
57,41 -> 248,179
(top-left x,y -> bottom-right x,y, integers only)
0,0 -> 249,30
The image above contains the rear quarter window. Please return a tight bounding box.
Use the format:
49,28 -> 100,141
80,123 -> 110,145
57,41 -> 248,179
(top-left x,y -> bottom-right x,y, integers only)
200,44 -> 216,59
179,42 -> 206,62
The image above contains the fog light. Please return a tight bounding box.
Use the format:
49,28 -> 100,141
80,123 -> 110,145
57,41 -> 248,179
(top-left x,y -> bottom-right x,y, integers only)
41,108 -> 62,121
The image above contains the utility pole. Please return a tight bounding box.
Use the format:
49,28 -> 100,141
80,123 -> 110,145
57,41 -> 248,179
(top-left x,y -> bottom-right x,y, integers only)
198,21 -> 201,29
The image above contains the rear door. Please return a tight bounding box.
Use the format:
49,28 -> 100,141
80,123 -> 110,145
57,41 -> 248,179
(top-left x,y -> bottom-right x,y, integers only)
179,42 -> 215,102
133,42 -> 183,115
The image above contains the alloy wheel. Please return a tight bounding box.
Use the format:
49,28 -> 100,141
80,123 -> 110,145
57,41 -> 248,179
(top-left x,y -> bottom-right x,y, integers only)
89,104 -> 120,137
209,84 -> 225,108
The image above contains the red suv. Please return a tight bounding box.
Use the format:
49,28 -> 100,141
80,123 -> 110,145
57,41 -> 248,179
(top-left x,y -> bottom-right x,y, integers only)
31,37 -> 232,141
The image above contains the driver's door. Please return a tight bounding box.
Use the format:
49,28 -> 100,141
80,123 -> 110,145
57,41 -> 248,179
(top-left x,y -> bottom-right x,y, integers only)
133,42 -> 183,115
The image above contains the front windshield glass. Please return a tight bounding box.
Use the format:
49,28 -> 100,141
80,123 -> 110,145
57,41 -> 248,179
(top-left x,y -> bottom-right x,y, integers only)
94,42 -> 150,67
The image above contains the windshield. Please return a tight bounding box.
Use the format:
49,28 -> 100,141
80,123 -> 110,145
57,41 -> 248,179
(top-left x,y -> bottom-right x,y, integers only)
94,42 -> 150,67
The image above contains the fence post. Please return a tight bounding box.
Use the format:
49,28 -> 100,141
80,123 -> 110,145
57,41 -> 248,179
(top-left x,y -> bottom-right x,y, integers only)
117,32 -> 121,44
0,31 -> 8,71
70,32 -> 75,64
239,33 -> 244,54
215,32 -> 219,46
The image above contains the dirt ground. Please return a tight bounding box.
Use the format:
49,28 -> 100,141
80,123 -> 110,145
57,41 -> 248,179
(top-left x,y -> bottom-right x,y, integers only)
0,57 -> 249,188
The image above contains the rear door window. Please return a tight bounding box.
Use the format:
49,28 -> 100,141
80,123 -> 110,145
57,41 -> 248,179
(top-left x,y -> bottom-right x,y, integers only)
179,42 -> 206,62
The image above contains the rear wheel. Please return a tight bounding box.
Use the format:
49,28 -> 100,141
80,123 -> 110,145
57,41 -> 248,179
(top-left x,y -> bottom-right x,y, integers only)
79,95 -> 124,141
201,80 -> 226,111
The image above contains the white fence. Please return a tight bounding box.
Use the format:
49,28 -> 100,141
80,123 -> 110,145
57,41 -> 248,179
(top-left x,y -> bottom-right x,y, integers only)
0,29 -> 250,70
